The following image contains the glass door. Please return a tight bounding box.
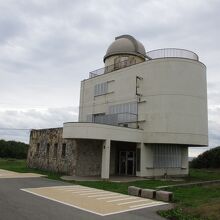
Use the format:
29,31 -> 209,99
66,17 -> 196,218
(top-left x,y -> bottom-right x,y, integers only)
119,151 -> 135,175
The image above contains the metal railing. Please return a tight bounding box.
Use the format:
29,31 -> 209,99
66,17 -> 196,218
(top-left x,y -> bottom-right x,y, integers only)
89,59 -> 143,78
93,112 -> 137,127
89,48 -> 199,79
146,48 -> 199,61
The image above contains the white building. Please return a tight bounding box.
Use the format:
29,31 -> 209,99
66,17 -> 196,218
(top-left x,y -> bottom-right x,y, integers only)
28,35 -> 208,179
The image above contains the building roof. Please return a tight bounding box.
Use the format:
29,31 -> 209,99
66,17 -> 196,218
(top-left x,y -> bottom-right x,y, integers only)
103,35 -> 146,61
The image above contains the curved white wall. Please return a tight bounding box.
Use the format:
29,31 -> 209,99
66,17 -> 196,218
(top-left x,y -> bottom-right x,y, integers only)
139,58 -> 208,146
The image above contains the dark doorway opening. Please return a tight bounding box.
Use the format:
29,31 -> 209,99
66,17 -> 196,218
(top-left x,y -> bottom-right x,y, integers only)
111,141 -> 136,176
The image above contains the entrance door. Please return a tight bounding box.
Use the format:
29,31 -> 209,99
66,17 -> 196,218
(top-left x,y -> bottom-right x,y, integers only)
119,151 -> 135,175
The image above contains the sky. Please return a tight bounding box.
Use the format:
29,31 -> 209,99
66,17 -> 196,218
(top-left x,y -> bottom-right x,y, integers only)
0,0 -> 220,157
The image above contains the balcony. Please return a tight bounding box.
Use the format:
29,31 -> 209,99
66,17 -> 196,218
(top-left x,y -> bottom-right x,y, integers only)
89,59 -> 143,78
89,48 -> 199,79
146,48 -> 199,61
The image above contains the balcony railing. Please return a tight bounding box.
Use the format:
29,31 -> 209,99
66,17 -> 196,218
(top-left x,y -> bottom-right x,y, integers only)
93,112 -> 137,127
89,59 -> 143,78
89,48 -> 199,79
146,48 -> 199,61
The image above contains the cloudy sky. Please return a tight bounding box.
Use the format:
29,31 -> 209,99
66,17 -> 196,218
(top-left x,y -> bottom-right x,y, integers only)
0,0 -> 219,156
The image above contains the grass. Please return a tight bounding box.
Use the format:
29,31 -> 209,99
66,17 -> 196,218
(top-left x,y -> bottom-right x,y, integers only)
0,158 -> 220,220
0,158 -> 62,180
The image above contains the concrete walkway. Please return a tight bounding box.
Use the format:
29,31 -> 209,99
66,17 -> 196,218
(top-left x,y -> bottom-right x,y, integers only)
61,175 -> 146,182
0,169 -> 45,179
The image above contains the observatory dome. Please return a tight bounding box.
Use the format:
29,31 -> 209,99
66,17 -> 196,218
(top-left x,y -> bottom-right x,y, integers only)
103,35 -> 146,62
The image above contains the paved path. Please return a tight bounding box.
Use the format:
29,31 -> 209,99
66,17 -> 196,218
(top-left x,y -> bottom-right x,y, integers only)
0,170 -> 172,220
0,169 -> 45,178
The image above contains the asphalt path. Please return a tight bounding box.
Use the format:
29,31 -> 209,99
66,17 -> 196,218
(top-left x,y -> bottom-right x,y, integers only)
0,177 -> 172,220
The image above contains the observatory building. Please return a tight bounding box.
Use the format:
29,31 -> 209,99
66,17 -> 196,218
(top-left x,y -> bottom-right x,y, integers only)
28,35 -> 208,179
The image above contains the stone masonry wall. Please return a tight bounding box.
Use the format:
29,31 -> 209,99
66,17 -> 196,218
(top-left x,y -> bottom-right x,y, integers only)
75,139 -> 103,176
27,128 -> 103,176
27,128 -> 77,175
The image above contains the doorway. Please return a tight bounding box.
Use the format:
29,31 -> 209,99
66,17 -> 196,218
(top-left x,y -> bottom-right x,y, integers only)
119,151 -> 135,175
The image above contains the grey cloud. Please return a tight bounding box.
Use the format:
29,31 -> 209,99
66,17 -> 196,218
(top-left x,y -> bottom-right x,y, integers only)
0,0 -> 219,155
0,106 -> 78,129
0,107 -> 78,143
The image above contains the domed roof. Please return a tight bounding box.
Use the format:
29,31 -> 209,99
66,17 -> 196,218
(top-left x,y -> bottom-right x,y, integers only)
104,35 -> 146,61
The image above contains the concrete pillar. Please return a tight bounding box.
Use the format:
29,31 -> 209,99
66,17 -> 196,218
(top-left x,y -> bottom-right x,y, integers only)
181,146 -> 189,173
136,143 -> 153,177
101,139 -> 111,179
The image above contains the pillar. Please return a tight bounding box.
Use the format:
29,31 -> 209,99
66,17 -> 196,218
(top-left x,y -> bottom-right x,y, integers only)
136,143 -> 153,177
101,139 -> 111,179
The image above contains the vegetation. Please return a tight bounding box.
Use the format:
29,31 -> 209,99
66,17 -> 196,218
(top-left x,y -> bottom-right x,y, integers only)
0,158 -> 61,180
0,139 -> 29,159
191,146 -> 220,169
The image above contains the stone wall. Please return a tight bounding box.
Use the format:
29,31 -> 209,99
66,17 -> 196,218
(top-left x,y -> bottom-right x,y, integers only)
27,128 -> 103,176
75,139 -> 102,176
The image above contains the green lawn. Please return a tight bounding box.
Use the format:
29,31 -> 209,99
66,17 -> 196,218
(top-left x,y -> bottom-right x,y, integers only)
0,158 -> 220,220
0,158 -> 62,180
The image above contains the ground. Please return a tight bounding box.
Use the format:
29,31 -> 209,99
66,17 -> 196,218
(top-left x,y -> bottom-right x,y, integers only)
0,158 -> 220,220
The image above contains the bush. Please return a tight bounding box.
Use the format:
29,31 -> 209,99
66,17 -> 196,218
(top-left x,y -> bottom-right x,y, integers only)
0,139 -> 29,159
191,146 -> 220,169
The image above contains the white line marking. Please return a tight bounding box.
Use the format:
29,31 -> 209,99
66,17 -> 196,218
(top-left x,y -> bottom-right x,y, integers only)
60,187 -> 87,190
20,188 -> 168,217
107,197 -> 135,202
129,202 -> 166,208
69,189 -> 101,193
118,199 -> 149,205
97,195 -> 126,200
50,185 -> 81,189
103,202 -> 168,216
63,187 -> 93,190
88,193 -> 116,198
80,191 -> 110,196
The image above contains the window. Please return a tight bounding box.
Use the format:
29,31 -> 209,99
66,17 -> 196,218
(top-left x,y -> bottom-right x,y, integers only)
46,143 -> 50,158
36,143 -> 40,155
109,102 -> 137,114
62,143 -> 66,158
153,144 -> 182,168
53,143 -> 58,158
109,102 -> 137,123
94,82 -> 108,96
93,113 -> 105,123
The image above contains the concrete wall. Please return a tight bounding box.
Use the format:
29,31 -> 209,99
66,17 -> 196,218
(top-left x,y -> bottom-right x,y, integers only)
79,58 -> 208,146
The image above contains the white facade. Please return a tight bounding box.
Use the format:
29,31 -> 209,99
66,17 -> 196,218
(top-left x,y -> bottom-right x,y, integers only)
63,35 -> 208,179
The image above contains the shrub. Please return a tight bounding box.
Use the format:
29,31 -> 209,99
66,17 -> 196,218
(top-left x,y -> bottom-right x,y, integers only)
0,139 -> 29,159
191,146 -> 220,169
